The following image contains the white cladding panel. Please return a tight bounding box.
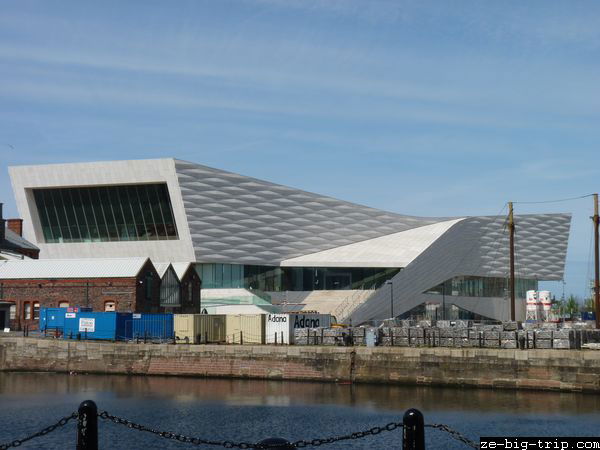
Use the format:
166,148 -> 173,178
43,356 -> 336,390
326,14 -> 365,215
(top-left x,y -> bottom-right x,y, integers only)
0,257 -> 150,279
9,159 -> 195,262
265,313 -> 331,344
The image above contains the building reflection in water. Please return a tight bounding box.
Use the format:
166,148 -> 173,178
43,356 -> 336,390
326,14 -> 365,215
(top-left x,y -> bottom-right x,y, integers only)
1,373 -> 599,415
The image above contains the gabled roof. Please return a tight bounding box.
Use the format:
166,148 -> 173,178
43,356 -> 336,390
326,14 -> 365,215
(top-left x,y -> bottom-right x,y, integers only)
153,262 -> 173,278
2,228 -> 39,251
171,262 -> 192,280
0,257 -> 151,279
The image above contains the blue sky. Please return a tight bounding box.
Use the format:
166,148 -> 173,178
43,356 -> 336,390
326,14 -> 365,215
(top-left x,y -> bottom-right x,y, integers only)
1,0 -> 599,299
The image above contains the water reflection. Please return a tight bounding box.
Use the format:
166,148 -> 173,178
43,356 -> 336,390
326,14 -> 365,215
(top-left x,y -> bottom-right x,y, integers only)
2,372 -> 599,414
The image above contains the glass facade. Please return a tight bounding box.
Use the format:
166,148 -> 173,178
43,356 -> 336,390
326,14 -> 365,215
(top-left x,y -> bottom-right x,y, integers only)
196,263 -> 400,291
33,184 -> 178,243
424,276 -> 538,299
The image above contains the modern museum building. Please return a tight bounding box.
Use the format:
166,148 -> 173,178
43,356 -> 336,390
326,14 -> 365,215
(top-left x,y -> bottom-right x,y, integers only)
8,158 -> 571,323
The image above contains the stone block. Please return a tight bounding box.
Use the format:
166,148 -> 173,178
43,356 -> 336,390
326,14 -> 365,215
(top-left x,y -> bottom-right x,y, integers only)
483,340 -> 500,348
501,340 -> 517,349
483,331 -> 500,340
437,320 -> 452,328
439,328 -> 454,338
534,339 -> 552,349
501,331 -> 517,340
535,330 -> 553,339
553,339 -> 575,349
408,328 -> 424,338
502,321 -> 520,331
553,329 -> 574,339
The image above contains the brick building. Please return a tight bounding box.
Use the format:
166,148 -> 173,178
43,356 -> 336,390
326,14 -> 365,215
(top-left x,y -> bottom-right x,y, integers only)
0,203 -> 40,261
172,262 -> 202,314
0,257 -> 160,330
155,262 -> 202,314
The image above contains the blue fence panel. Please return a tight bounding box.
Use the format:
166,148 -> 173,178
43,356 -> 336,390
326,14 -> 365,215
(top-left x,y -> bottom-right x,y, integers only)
128,314 -> 174,341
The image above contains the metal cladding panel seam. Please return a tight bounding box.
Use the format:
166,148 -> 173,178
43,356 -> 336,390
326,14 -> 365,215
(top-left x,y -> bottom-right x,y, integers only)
350,213 -> 571,323
174,159 -> 450,265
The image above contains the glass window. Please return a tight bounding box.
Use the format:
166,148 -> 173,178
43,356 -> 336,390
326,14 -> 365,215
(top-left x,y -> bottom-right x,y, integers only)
33,302 -> 40,319
104,301 -> 116,312
32,184 -> 178,243
59,301 -> 69,308
145,273 -> 153,300
9,305 -> 16,320
24,303 -> 31,320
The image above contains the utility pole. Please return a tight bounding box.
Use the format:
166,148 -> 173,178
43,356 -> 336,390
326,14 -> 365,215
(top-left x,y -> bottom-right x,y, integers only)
593,194 -> 599,329
508,202 -> 516,321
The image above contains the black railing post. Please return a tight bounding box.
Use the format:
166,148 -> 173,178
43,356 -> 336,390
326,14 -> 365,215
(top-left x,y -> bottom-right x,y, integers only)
403,408 -> 425,450
77,400 -> 98,450
257,438 -> 293,449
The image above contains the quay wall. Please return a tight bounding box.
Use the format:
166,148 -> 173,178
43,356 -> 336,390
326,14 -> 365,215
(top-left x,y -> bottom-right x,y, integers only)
1,337 -> 599,393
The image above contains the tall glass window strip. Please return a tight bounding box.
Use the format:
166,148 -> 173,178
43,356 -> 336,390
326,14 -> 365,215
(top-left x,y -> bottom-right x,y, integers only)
195,264 -> 401,291
33,184 -> 179,243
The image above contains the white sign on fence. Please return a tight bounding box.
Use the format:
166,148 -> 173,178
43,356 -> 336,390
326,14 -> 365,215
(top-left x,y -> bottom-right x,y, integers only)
65,313 -> 76,318
79,318 -> 95,333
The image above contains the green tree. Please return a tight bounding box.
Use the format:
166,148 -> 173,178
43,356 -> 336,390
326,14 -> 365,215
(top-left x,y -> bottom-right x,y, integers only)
565,295 -> 579,319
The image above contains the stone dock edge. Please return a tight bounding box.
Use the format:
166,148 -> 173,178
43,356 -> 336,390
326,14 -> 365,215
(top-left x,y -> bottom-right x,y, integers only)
1,337 -> 599,393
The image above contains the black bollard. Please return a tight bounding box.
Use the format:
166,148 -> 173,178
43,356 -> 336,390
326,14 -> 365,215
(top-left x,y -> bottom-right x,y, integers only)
403,408 -> 425,450
77,400 -> 98,450
257,438 -> 293,449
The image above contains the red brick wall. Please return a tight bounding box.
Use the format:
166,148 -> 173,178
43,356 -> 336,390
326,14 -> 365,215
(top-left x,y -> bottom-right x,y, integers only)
1,273 -> 161,331
7,219 -> 23,237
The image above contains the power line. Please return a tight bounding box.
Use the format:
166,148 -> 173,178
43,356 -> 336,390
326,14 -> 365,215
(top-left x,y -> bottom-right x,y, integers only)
512,194 -> 594,205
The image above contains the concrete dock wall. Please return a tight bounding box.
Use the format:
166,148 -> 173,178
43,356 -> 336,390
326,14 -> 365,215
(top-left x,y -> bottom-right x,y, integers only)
1,337 -> 599,393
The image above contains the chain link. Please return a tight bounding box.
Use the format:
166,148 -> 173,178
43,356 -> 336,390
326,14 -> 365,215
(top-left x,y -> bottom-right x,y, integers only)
425,424 -> 480,449
0,409 -> 480,449
100,411 -> 404,448
0,412 -> 78,450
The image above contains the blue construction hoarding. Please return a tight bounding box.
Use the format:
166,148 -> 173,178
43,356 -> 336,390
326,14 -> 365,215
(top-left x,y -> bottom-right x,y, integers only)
64,312 -> 132,340
128,313 -> 174,341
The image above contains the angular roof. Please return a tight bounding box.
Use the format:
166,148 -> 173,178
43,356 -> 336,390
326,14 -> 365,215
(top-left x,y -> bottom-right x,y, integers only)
153,262 -> 173,278
0,257 -> 151,279
175,159 -> 449,265
281,219 -> 464,267
171,262 -> 192,280
2,228 -> 39,251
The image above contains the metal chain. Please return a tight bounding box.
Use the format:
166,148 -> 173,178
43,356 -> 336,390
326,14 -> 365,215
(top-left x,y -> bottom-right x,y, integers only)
99,411 -> 404,448
0,410 -> 479,449
425,424 -> 480,449
0,412 -> 78,450
290,421 -> 403,448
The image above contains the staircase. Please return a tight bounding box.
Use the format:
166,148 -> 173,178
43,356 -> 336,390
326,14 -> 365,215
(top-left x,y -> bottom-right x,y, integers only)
267,290 -> 375,319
